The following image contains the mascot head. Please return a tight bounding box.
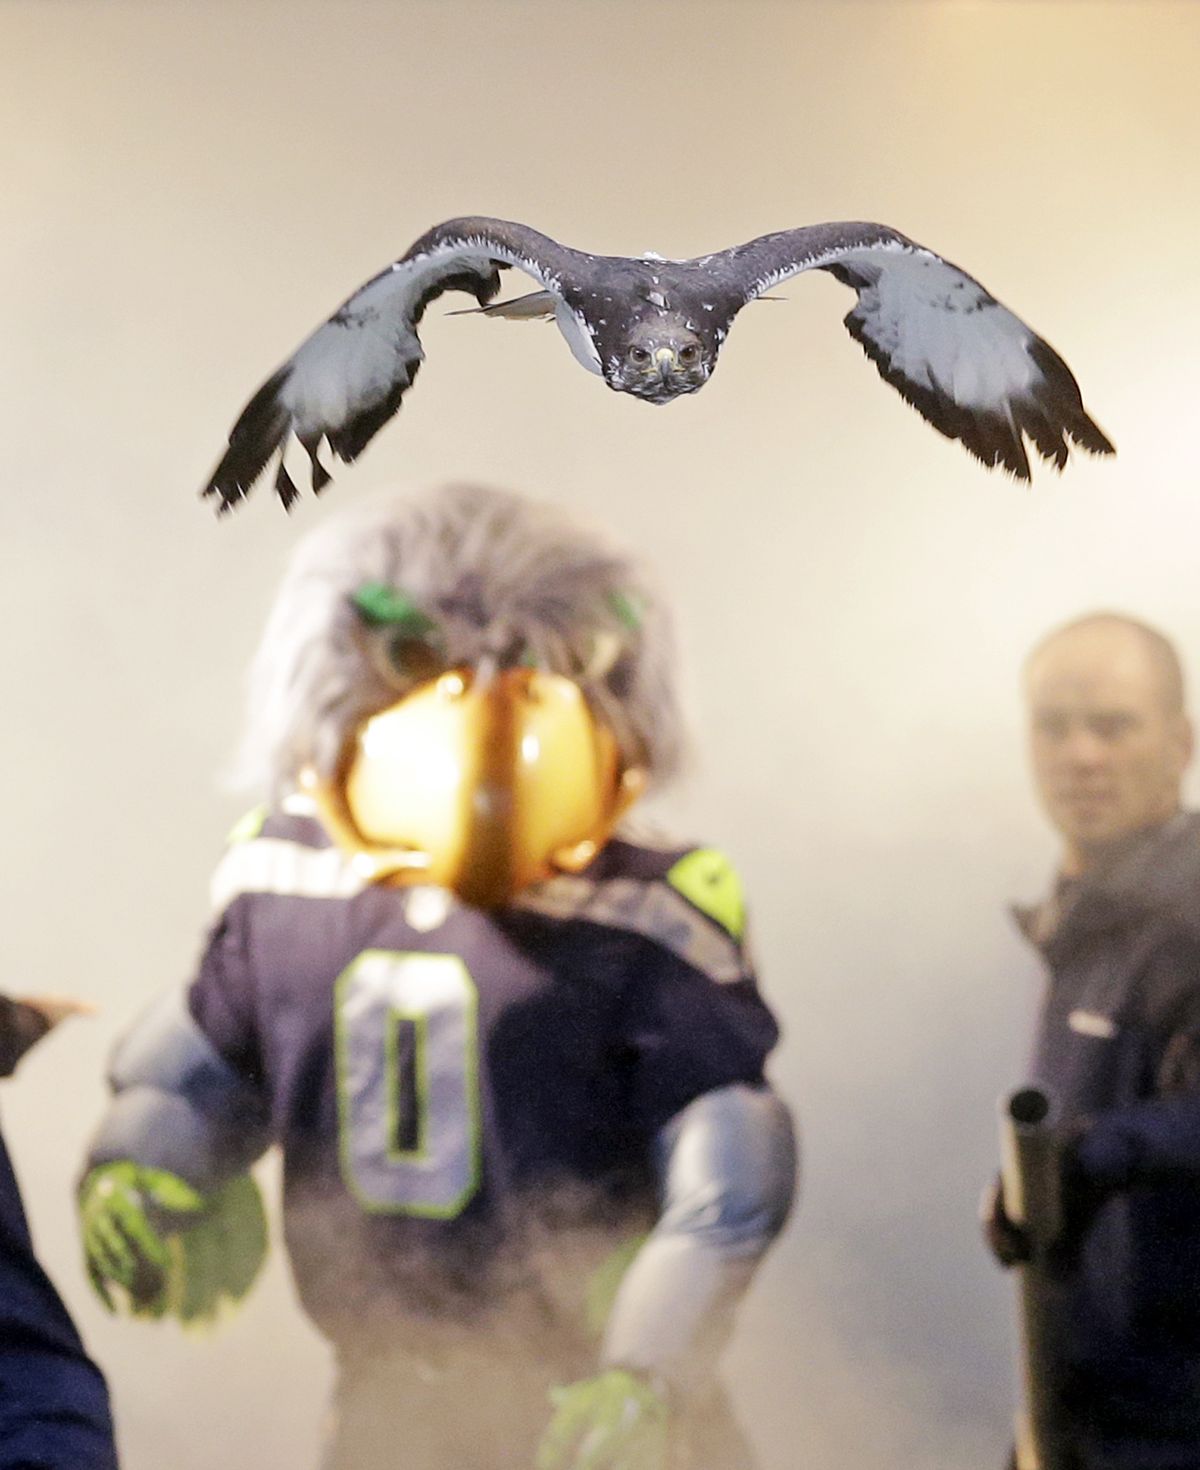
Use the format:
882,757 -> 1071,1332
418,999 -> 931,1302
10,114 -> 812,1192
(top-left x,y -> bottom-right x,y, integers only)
235,484 -> 683,905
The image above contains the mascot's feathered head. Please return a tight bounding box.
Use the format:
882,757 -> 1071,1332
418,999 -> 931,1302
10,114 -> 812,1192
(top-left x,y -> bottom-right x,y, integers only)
235,483 -> 683,804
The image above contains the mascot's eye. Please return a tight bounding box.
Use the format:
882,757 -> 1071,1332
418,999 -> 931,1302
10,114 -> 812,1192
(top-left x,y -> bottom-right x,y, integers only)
679,344 -> 700,365
384,633 -> 445,685
628,346 -> 650,365
605,653 -> 635,700
573,630 -> 624,683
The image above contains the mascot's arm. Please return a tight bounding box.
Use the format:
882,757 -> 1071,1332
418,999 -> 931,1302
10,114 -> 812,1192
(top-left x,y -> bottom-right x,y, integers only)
80,985 -> 272,1323
537,1083 -> 797,1469
602,1082 -> 797,1380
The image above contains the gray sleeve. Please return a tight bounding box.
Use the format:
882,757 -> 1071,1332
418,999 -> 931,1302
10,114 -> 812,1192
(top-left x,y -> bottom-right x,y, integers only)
83,984 -> 272,1195
600,1082 -> 798,1388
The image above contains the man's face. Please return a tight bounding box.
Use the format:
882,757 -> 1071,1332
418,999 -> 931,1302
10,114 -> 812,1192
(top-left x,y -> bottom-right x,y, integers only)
1026,622 -> 1193,867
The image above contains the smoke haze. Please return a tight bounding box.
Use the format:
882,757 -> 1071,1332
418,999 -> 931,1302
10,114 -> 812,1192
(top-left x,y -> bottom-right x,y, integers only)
1,3 -> 1198,1466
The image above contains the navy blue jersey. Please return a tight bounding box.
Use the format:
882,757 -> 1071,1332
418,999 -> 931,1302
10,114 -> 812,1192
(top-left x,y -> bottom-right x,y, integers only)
185,803 -> 779,1347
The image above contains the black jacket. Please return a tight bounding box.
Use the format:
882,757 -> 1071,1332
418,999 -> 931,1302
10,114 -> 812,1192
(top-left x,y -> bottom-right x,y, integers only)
0,995 -> 118,1469
0,996 -> 49,1079
1016,812 -> 1200,1455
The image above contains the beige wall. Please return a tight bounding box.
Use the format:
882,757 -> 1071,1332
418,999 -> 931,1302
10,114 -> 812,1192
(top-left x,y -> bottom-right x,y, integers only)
1,2 -> 1197,1465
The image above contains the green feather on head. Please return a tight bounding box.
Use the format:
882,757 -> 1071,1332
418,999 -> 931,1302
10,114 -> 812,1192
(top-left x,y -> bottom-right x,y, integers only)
351,582 -> 437,636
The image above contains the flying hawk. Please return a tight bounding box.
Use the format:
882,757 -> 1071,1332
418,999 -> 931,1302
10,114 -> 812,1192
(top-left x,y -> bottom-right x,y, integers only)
201,217 -> 1113,511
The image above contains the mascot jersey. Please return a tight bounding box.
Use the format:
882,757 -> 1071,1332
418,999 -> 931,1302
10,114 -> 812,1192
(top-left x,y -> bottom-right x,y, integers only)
90,800 -> 780,1353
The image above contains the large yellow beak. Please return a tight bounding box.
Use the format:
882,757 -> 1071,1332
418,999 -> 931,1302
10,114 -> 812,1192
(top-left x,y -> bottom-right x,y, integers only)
303,668 -> 645,908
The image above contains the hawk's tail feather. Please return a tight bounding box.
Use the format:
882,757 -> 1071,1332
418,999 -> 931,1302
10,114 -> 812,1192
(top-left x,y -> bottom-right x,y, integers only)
274,457 -> 301,512
446,289 -> 558,321
201,365 -> 294,512
1007,394 -> 1069,473
298,433 -> 333,495
1027,337 -> 1115,458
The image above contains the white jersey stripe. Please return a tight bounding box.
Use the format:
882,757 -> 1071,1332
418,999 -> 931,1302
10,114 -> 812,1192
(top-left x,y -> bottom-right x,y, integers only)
210,837 -> 366,915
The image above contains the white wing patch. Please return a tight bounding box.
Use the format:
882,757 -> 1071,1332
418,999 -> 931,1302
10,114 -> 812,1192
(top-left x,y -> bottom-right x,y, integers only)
838,246 -> 1036,410
281,250 -> 493,436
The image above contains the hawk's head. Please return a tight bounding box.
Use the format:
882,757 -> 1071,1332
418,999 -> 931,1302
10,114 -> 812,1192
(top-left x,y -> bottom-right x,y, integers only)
607,314 -> 710,404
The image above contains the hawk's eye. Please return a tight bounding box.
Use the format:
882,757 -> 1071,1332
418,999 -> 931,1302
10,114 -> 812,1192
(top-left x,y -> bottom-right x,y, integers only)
628,346 -> 651,365
383,632 -> 445,686
679,344 -> 700,365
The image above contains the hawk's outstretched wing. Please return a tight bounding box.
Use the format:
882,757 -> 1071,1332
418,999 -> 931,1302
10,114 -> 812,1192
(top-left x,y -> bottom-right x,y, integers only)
201,218 -> 580,512
710,223 -> 1113,480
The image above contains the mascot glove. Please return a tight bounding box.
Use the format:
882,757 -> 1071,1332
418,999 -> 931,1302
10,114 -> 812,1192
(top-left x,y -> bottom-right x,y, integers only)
80,1162 -> 267,1325
536,1367 -> 669,1470
80,1162 -> 203,1316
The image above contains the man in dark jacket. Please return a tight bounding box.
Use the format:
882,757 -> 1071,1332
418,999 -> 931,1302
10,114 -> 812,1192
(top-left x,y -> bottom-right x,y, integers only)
1,993 -> 119,1470
985,611 -> 1200,1469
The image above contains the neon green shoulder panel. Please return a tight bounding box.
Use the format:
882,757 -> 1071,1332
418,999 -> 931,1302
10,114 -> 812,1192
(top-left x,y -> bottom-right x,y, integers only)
666,847 -> 745,941
226,805 -> 267,845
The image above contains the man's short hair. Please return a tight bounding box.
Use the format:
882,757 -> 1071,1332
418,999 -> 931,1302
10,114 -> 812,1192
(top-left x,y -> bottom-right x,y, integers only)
1026,611 -> 1187,716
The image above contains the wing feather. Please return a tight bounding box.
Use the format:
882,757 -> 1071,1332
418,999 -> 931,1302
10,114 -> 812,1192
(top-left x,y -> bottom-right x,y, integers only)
710,223 -> 1113,480
201,219 -> 579,512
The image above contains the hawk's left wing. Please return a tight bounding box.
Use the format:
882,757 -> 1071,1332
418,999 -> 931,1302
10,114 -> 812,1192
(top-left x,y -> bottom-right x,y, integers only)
708,222 -> 1113,480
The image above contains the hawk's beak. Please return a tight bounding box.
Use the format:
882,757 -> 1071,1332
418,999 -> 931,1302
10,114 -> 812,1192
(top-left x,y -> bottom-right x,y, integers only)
653,346 -> 676,379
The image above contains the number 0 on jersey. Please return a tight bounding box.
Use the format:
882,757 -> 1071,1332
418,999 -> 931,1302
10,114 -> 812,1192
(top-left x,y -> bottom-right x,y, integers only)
335,950 -> 482,1217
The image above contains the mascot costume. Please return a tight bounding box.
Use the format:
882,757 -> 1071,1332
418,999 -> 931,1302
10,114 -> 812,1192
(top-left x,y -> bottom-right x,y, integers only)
79,484 -> 796,1470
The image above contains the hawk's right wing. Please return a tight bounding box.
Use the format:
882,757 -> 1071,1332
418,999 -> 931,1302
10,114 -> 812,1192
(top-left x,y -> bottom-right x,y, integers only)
201,218 -> 583,512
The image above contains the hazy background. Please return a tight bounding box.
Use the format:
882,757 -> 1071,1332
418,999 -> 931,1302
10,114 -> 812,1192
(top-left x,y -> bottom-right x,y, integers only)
1,2 -> 1197,1466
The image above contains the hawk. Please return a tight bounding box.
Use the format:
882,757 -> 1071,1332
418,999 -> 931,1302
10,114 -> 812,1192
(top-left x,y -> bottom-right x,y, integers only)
201,217 -> 1113,511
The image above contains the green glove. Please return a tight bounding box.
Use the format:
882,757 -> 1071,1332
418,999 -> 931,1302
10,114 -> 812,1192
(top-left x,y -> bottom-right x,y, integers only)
80,1161 -> 203,1317
171,1174 -> 269,1324
536,1368 -> 669,1470
79,1162 -> 267,1324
